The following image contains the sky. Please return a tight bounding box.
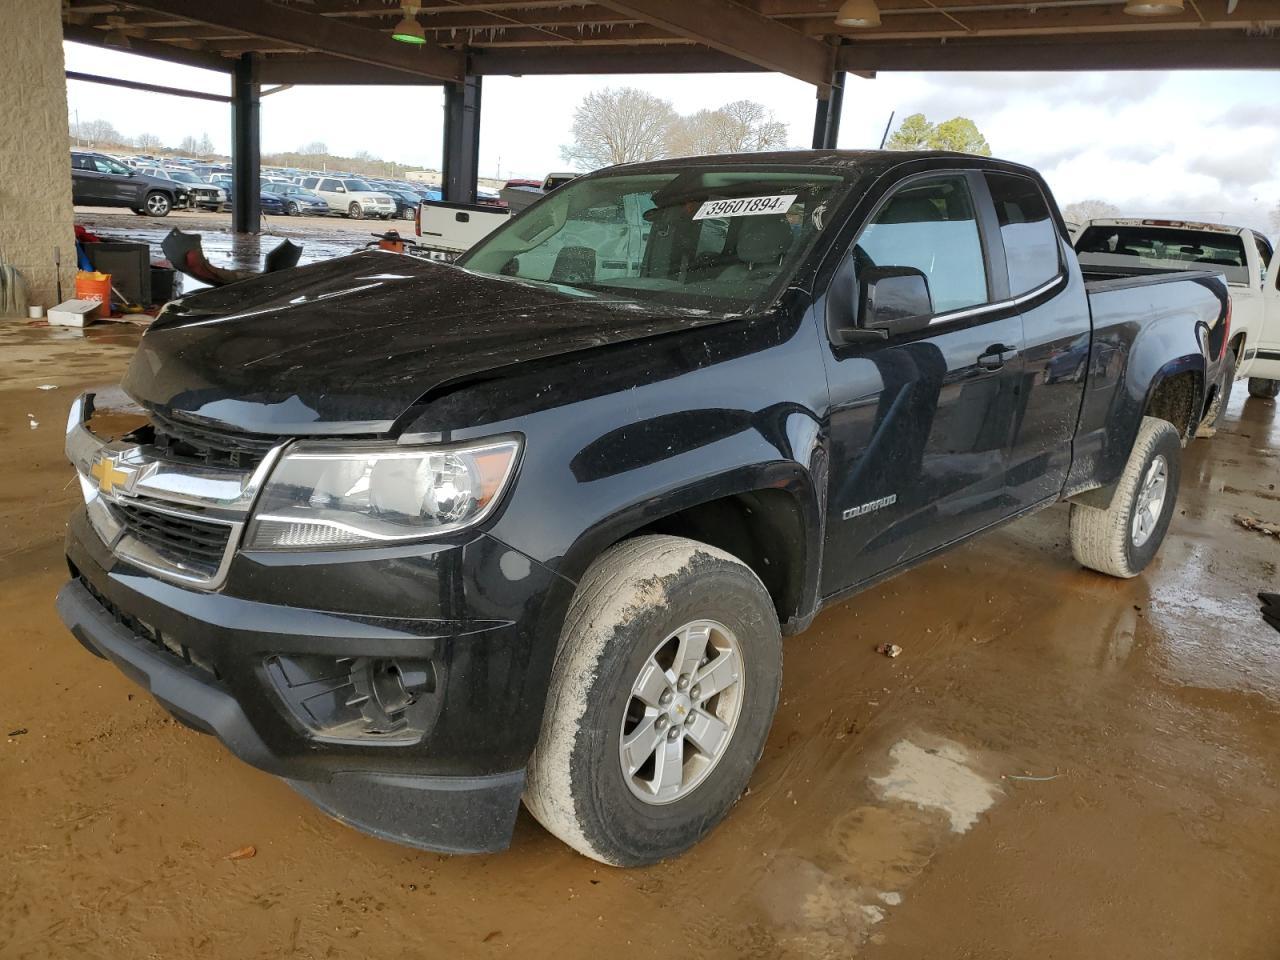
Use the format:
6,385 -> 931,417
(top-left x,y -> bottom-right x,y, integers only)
64,41 -> 1280,233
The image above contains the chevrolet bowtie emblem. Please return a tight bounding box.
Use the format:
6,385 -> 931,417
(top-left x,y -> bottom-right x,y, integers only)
90,457 -> 130,495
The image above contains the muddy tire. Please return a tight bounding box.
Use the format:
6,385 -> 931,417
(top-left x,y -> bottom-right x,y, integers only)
524,535 -> 781,866
348,202 -> 363,220
1248,377 -> 1279,400
1070,416 -> 1181,579
1198,349 -> 1237,435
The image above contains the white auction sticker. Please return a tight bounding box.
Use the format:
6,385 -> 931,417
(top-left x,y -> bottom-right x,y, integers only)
693,194 -> 797,220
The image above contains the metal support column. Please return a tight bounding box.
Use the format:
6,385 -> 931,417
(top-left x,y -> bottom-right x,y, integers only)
231,54 -> 261,234
811,70 -> 846,150
442,75 -> 482,205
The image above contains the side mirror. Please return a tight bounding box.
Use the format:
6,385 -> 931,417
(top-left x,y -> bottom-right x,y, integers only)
851,265 -> 934,341
334,185 -> 346,193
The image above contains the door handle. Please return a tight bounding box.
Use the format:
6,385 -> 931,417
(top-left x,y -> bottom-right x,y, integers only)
977,343 -> 1015,371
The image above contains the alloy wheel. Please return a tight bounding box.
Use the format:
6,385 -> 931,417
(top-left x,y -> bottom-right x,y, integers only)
618,619 -> 745,805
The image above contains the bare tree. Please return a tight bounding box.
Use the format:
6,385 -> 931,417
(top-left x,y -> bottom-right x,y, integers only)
71,118 -> 124,145
560,87 -> 677,170
196,133 -> 216,156
667,100 -> 789,157
1062,199 -> 1122,223
299,140 -> 329,156
178,135 -> 201,154
134,131 -> 165,152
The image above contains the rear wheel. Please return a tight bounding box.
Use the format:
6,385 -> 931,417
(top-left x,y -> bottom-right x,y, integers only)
524,535 -> 782,866
1070,416 -> 1181,579
1248,377 -> 1279,400
348,202 -> 363,219
143,191 -> 171,217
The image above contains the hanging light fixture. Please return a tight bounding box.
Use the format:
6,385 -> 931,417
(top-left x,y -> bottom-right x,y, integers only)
1123,0 -> 1185,14
104,15 -> 132,49
835,0 -> 881,27
391,3 -> 427,44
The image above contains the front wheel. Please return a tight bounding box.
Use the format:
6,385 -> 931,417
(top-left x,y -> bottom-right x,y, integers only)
348,202 -> 363,219
524,535 -> 781,866
1248,378 -> 1280,400
143,191 -> 171,217
286,201 -> 300,216
1070,416 -> 1181,579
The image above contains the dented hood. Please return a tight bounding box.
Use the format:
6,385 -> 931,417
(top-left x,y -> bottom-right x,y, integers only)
124,250 -> 727,435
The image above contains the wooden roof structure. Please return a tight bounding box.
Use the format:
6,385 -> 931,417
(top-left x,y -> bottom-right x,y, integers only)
64,1 -> 1280,90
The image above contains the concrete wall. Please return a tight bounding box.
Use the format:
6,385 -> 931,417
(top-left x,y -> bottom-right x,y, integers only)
0,0 -> 75,311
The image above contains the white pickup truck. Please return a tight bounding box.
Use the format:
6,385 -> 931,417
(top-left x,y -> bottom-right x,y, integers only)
1076,218 -> 1280,404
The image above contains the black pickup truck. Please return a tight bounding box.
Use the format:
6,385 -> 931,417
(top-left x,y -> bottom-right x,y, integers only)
57,151 -> 1229,866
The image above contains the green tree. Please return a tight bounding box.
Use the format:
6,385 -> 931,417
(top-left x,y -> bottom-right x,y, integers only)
932,117 -> 991,156
884,113 -> 934,151
886,113 -> 992,156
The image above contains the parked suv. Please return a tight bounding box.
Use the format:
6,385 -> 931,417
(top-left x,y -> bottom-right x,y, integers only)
140,167 -> 226,211
300,176 -> 395,219
70,151 -> 189,217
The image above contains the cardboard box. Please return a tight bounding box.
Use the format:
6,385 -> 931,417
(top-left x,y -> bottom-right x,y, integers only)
48,299 -> 101,328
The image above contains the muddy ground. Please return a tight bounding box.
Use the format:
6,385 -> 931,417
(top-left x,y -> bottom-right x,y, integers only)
1,316 -> 1278,959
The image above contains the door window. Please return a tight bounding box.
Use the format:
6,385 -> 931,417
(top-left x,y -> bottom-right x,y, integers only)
986,172 -> 1061,295
1253,234 -> 1273,286
855,176 -> 988,314
91,156 -> 128,175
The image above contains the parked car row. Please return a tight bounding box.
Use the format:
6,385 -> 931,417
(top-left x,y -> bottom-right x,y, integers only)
72,151 -> 452,222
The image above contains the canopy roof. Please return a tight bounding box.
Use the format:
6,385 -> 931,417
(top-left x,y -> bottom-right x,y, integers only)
64,1 -> 1280,88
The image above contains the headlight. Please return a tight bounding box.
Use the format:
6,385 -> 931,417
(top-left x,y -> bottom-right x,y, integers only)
245,438 -> 520,550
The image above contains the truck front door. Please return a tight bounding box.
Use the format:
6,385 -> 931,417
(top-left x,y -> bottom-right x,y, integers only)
819,172 -> 1025,596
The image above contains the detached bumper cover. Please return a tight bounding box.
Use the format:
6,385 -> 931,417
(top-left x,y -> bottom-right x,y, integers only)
56,577 -> 526,854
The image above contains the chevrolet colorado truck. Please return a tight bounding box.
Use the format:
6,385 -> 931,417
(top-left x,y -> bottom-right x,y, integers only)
57,152 -> 1229,867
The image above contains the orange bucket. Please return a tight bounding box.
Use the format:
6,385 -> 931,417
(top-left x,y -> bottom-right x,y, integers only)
74,270 -> 112,317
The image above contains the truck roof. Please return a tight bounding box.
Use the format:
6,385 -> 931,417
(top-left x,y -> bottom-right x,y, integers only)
608,149 -> 1044,181
1086,217 -> 1250,237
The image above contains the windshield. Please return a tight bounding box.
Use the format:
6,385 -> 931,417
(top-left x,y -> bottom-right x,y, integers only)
1077,225 -> 1250,285
344,179 -> 375,192
458,166 -> 852,312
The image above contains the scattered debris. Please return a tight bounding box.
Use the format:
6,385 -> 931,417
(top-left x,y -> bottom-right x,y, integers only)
1235,514 -> 1280,538
1005,774 -> 1061,782
875,643 -> 902,658
27,415 -> 38,430
8,728 -> 28,737
37,384 -> 57,391
224,845 -> 256,861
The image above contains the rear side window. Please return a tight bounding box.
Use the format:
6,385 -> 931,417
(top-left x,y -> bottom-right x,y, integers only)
986,172 -> 1061,296
1076,225 -> 1250,285
855,175 -> 988,314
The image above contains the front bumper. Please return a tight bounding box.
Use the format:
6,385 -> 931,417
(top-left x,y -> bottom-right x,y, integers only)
59,426 -> 573,853
57,574 -> 526,854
